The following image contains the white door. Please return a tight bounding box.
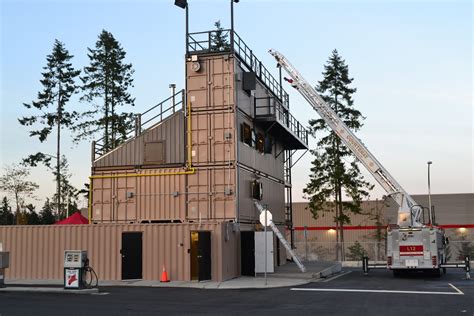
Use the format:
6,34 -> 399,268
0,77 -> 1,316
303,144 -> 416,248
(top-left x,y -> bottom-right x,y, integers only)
255,231 -> 274,273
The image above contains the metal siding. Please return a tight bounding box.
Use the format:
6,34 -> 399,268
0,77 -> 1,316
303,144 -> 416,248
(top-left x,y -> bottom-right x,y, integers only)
0,223 -> 237,282
237,167 -> 285,223
92,168 -> 187,223
191,111 -> 235,166
237,113 -> 284,181
93,112 -> 184,168
187,55 -> 234,111
187,167 -> 236,221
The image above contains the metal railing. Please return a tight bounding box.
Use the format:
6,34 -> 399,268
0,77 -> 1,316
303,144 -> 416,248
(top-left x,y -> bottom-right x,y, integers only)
291,239 -> 474,263
92,89 -> 185,160
254,96 -> 308,146
187,29 -> 290,108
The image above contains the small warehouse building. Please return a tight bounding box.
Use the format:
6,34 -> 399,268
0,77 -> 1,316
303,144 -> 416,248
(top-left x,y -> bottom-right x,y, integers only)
0,27 -> 308,282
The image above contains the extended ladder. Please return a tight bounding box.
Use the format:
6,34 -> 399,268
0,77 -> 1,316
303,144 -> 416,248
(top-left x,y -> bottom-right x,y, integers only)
268,49 -> 423,228
254,201 -> 306,273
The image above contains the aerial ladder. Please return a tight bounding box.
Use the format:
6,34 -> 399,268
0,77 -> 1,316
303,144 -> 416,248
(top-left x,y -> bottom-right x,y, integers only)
268,49 -> 466,276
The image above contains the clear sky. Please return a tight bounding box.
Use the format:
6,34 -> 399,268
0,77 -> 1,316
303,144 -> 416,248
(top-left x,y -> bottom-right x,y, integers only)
1,0 -> 472,209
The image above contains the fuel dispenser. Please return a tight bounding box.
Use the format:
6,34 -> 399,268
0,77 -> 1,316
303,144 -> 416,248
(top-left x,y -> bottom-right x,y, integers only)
63,250 -> 89,289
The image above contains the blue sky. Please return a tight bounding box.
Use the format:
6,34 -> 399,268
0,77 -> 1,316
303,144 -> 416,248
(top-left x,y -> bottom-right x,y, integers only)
1,0 -> 472,208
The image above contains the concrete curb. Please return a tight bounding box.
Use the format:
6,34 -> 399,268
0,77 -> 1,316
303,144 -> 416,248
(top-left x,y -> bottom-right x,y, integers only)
3,262 -> 343,290
0,287 -> 99,295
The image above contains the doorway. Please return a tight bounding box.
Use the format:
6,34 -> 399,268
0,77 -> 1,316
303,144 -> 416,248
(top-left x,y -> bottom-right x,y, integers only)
240,231 -> 255,276
190,231 -> 211,281
121,232 -> 143,280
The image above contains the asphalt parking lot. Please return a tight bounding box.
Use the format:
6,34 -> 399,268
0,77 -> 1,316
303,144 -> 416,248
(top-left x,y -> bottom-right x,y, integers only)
0,269 -> 472,315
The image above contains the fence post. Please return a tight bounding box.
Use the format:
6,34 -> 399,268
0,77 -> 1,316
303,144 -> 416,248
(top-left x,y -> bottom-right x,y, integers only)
304,226 -> 308,262
465,255 -> 471,280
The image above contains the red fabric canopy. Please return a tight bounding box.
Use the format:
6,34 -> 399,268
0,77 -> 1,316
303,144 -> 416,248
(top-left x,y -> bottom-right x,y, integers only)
55,211 -> 89,225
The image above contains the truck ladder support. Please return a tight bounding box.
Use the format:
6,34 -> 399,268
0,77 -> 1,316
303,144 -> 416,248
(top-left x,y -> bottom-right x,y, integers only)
254,201 -> 307,273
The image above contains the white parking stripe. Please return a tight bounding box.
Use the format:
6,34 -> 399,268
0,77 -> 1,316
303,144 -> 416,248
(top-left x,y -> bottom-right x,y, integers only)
290,288 -> 464,295
448,283 -> 464,294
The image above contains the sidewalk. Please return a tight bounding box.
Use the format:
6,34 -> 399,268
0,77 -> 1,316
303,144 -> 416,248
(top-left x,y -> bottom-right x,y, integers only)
2,261 -> 341,292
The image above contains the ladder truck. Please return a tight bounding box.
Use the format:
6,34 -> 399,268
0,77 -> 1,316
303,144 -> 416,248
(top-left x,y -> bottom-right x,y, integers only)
269,49 -> 449,276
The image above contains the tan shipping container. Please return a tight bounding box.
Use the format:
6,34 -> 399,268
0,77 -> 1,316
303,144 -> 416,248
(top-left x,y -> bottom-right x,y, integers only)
186,55 -> 235,111
0,222 -> 239,282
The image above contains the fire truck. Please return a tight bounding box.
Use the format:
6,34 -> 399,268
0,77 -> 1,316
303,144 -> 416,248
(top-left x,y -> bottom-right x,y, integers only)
269,49 -> 455,276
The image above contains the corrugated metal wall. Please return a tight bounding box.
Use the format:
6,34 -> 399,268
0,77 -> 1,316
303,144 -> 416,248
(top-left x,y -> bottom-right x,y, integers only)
0,222 -> 239,282
93,111 -> 185,168
187,167 -> 236,221
91,168 -> 187,223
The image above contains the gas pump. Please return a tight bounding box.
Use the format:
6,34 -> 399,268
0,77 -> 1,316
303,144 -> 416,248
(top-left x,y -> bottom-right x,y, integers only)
64,250 -> 93,289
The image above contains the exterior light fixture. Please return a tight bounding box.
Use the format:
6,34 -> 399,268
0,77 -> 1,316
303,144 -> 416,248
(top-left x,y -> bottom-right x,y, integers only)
459,227 -> 467,234
328,229 -> 336,234
174,0 -> 187,9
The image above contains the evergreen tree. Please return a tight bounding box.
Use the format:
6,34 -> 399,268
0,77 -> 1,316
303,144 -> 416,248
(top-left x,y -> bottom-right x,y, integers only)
39,198 -> 56,224
25,204 -> 41,225
0,164 -> 39,224
49,156 -> 79,219
303,50 -> 374,261
210,20 -> 230,52
18,39 -> 80,216
75,30 -> 135,151
0,197 -> 14,225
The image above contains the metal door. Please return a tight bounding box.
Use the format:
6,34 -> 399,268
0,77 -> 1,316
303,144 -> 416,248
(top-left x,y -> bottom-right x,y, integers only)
255,231 -> 274,273
121,232 -> 142,280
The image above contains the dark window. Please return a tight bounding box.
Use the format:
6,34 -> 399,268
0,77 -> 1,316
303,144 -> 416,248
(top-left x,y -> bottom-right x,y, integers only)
256,132 -> 264,153
241,123 -> 252,147
264,135 -> 273,154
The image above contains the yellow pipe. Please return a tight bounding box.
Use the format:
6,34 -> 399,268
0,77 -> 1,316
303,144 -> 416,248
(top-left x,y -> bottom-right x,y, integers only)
87,100 -> 196,223
88,177 -> 92,224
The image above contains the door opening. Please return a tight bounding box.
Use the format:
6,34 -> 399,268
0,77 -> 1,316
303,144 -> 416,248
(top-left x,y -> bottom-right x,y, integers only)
241,231 -> 255,276
190,231 -> 211,281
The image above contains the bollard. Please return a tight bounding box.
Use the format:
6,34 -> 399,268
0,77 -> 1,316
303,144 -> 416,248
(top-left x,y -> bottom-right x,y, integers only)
363,256 -> 369,276
0,268 -> 4,288
465,255 -> 471,280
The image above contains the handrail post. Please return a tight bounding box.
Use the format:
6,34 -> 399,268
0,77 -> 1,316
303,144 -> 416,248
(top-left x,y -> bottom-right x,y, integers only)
91,140 -> 96,163
135,114 -> 142,137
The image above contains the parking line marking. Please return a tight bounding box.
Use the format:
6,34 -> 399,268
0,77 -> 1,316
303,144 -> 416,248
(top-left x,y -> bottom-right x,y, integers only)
290,288 -> 464,295
448,283 -> 464,295
321,271 -> 352,282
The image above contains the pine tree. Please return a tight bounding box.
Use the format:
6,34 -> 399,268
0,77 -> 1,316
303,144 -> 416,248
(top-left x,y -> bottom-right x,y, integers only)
303,50 -> 374,261
49,156 -> 79,219
75,30 -> 135,151
25,204 -> 41,225
18,39 -> 80,216
210,20 -> 230,52
39,198 -> 56,224
0,197 -> 14,225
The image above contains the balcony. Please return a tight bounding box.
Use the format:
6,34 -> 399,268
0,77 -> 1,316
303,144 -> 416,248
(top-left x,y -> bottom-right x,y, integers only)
187,29 -> 308,150
255,97 -> 308,150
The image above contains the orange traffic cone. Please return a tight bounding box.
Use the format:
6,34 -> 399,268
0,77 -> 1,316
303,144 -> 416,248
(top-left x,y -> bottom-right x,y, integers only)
160,264 -> 170,282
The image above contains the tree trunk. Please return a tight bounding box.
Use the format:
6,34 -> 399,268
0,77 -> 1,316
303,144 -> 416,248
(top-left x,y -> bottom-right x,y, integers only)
57,85 -> 62,219
15,191 -> 20,225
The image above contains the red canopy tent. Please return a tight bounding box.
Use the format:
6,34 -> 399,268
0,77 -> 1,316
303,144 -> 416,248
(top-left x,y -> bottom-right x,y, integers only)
55,211 -> 89,225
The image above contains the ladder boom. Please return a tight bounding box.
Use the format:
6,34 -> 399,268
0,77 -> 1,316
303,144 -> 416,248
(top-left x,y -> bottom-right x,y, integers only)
269,49 -> 422,227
